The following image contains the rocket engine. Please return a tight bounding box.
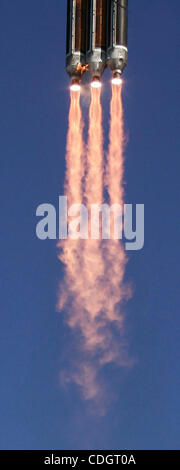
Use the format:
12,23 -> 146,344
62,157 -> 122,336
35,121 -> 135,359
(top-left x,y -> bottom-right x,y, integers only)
66,0 -> 128,88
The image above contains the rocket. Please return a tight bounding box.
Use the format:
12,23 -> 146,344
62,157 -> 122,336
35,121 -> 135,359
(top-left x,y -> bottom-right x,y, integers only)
107,0 -> 128,84
66,0 -> 87,90
86,0 -> 108,87
66,0 -> 128,89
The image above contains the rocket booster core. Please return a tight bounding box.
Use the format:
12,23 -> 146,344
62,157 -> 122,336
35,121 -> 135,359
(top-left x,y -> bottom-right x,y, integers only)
87,0 -> 108,82
66,0 -> 87,84
66,0 -> 128,86
107,0 -> 128,79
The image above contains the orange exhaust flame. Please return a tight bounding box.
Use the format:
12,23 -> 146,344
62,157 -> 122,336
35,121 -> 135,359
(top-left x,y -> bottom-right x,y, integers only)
57,90 -> 84,317
64,90 -> 84,206
76,87 -> 105,353
104,83 -> 131,362
106,83 -> 124,205
58,88 -> 106,401
86,87 -> 103,206
57,85 -> 131,405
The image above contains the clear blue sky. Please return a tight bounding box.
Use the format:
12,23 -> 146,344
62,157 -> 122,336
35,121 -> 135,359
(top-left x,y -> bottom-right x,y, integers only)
0,0 -> 179,450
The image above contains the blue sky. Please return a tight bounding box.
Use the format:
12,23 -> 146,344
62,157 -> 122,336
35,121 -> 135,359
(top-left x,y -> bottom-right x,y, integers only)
0,0 -> 180,450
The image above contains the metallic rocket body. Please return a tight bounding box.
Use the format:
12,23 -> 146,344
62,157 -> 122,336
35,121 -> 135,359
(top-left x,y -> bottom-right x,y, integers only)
86,0 -> 108,82
66,0 -> 128,86
66,0 -> 88,85
107,0 -> 128,79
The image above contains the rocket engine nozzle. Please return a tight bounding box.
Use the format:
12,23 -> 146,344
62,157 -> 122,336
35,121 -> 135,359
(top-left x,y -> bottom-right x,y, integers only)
66,0 -> 129,86
66,0 -> 87,83
70,77 -> 81,92
91,76 -> 102,88
107,0 -> 128,77
112,71 -> 123,86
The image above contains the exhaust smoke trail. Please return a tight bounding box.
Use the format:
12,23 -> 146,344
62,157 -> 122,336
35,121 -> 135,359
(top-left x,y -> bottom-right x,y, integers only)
63,90 -> 84,206
57,90 -> 84,329
86,87 -> 103,205
107,83 -> 124,205
58,88 -> 106,402
80,86 -> 129,370
75,87 -> 106,356
104,82 -> 131,363
58,84 -> 131,405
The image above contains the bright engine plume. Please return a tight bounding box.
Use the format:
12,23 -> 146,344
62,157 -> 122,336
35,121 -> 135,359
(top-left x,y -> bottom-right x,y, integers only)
57,84 -> 131,405
56,0 -> 131,407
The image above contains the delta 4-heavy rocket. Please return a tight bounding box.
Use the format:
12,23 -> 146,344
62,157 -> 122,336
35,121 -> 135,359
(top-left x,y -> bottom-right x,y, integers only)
66,0 -> 128,90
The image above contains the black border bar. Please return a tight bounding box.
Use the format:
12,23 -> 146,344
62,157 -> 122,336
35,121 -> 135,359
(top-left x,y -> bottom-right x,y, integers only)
0,450 -> 179,466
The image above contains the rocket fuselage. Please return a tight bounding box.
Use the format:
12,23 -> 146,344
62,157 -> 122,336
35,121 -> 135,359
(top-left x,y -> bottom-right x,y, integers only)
66,0 -> 87,83
66,0 -> 128,84
107,0 -> 128,78
115,0 -> 128,46
87,0 -> 108,80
